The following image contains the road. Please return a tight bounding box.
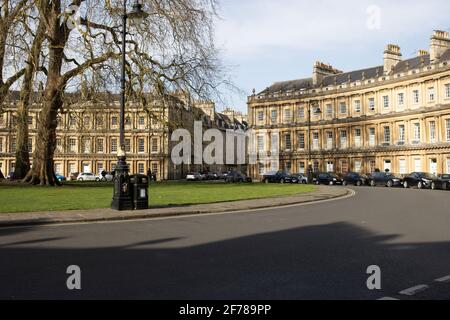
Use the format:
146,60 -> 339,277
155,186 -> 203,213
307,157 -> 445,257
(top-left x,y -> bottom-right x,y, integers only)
1,186 -> 450,300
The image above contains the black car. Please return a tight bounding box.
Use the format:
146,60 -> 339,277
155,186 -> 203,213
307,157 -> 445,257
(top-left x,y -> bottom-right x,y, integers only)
402,172 -> 440,189
262,171 -> 291,184
432,174 -> 450,190
315,173 -> 343,186
225,171 -> 252,183
368,172 -> 402,187
342,172 -> 369,186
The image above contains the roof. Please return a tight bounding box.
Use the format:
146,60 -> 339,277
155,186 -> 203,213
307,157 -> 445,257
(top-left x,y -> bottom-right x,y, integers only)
259,48 -> 450,95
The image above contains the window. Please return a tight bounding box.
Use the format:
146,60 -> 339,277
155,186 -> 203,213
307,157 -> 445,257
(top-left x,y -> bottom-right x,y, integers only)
327,161 -> 334,173
413,123 -> 421,142
55,163 -> 61,175
413,90 -> 420,104
284,134 -> 292,150
298,162 -> 305,174
83,116 -> 90,127
383,95 -> 389,108
339,102 -> 347,114
383,126 -> 391,144
313,161 -> 319,173
354,128 -> 362,147
28,138 -> 33,152
69,138 -> 77,153
0,114 -> 4,126
271,110 -> 278,122
257,135 -> 264,152
399,159 -> 407,174
326,104 -> 333,117
398,124 -> 405,143
82,138 -> 90,154
340,130 -> 348,149
271,133 -> 279,153
151,138 -> 158,153
428,87 -> 435,102
138,163 -> 145,174
369,128 -> 376,146
56,138 -> 62,152
298,133 -> 305,149
354,100 -> 361,113
369,160 -> 376,173
446,119 -> 450,142
97,163 -> 104,174
69,116 -> 76,126
447,158 -> 450,174
125,139 -> 131,152
429,121 -> 436,143
111,139 -> 118,153
111,116 -> 118,126
398,93 -> 405,106
96,139 -> 104,153
326,131 -> 333,150
354,160 -> 362,173
414,158 -> 422,172
97,116 -> 104,127
341,159 -> 349,174
0,137 -> 2,152
368,98 -> 375,111
28,116 -> 33,125
257,111 -> 264,122
9,137 -> 16,153
298,107 -> 305,119
138,138 -> 145,153
152,163 -> 158,175
284,109 -> 291,122
312,132 -> 319,150
69,163 -> 76,174
125,116 -> 131,126
446,84 -> 450,99
139,116 -> 145,126
285,162 -> 292,174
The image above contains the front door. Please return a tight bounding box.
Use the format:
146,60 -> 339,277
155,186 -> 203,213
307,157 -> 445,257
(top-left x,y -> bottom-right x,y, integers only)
430,159 -> 438,175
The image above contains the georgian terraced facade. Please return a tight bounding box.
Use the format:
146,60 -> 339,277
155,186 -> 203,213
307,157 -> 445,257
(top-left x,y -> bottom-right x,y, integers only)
0,92 -> 247,179
248,31 -> 450,179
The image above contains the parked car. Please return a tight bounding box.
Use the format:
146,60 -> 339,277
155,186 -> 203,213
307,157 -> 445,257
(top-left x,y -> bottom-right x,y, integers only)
70,172 -> 80,181
262,171 -> 291,184
402,172 -> 440,189
186,172 -> 202,181
225,171 -> 252,183
77,172 -> 97,181
96,172 -> 114,182
315,173 -> 343,185
285,173 -> 309,184
342,172 -> 369,186
368,172 -> 402,187
432,174 -> 450,190
55,174 -> 66,182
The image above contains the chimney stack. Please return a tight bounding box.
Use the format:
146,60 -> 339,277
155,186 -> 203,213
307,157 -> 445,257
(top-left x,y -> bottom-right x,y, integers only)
312,61 -> 342,86
430,30 -> 450,62
383,44 -> 402,75
418,49 -> 429,57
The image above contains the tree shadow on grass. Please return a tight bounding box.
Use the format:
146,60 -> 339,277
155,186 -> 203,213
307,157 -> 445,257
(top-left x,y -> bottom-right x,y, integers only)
1,222 -> 450,299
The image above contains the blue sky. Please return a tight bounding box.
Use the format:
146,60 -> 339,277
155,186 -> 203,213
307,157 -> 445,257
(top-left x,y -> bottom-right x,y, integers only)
214,0 -> 450,113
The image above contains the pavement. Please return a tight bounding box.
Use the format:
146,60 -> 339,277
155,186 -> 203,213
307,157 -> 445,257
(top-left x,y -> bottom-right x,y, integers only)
1,186 -> 450,299
0,185 -> 350,227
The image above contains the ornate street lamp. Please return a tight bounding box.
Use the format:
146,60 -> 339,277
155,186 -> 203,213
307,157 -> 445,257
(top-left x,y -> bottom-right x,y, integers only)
112,0 -> 148,211
307,102 -> 322,184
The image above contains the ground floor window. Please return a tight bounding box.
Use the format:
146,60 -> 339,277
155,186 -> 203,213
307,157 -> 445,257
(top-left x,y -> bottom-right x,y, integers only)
138,163 -> 145,174
298,162 -> 305,174
152,163 -> 158,175
354,160 -> 362,173
430,159 -> 437,175
340,160 -> 348,174
369,160 -> 376,173
447,158 -> 450,174
97,163 -> 104,174
399,159 -> 407,174
326,161 -> 334,173
313,161 -> 320,173
414,158 -> 422,172
258,162 -> 265,175
69,163 -> 76,174
54,163 -> 62,175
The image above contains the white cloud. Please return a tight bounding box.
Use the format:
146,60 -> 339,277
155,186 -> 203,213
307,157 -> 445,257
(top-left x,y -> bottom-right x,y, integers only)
216,0 -> 450,57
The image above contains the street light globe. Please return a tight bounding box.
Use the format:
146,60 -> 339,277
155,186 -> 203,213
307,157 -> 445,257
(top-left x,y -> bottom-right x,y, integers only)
128,2 -> 149,24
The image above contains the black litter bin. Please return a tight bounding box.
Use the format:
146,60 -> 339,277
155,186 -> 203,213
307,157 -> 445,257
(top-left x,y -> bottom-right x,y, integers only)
130,174 -> 149,210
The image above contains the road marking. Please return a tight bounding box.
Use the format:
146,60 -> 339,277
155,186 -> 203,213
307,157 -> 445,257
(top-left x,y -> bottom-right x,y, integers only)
0,189 -> 356,230
378,297 -> 400,300
435,275 -> 450,283
399,285 -> 429,296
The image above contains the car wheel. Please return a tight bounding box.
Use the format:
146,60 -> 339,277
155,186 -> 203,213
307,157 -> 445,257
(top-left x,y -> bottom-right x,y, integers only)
78,178 -> 83,181
417,181 -> 423,189
443,182 -> 448,191
264,179 -> 269,184
316,180 -> 320,185
95,178 -> 100,182
356,180 -> 362,187
329,181 -> 334,186
387,180 -> 393,188
280,179 -> 285,184
403,181 -> 409,188
370,180 -> 376,187
343,181 -> 348,186
431,182 -> 436,190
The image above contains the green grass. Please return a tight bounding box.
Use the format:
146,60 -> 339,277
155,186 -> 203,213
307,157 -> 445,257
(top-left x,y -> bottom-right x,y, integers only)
0,181 -> 315,213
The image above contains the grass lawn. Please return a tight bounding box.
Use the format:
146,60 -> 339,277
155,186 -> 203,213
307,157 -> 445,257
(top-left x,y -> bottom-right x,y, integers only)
0,181 -> 315,213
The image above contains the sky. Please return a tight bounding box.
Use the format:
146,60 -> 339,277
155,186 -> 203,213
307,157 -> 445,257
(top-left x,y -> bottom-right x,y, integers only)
214,0 -> 450,113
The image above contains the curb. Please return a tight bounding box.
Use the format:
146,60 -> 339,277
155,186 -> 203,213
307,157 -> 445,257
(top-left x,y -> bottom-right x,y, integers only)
0,187 -> 354,228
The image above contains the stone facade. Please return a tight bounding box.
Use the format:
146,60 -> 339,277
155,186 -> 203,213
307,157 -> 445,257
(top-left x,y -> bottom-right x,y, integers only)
248,30 -> 450,179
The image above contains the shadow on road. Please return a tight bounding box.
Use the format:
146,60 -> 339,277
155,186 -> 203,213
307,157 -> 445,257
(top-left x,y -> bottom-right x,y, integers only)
1,221 -> 450,299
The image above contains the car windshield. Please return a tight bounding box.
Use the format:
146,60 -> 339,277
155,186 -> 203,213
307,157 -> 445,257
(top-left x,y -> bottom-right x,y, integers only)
418,173 -> 437,179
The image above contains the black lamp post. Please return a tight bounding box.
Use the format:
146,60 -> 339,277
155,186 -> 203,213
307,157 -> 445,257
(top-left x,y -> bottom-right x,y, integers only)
307,102 -> 322,184
112,0 -> 149,211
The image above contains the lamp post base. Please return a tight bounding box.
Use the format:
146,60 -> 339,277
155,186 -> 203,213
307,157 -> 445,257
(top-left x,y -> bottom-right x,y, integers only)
111,155 -> 134,211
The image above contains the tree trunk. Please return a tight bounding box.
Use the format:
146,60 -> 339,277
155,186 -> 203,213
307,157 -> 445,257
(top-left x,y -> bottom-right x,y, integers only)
23,97 -> 61,186
14,108 -> 31,179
